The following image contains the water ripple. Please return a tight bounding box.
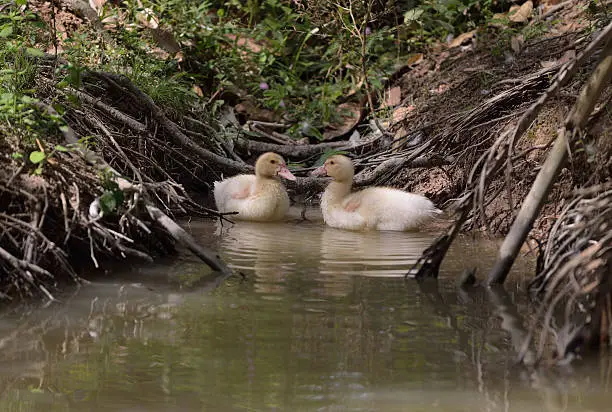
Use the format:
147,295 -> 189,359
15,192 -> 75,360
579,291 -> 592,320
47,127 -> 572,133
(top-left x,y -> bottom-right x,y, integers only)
213,214 -> 437,281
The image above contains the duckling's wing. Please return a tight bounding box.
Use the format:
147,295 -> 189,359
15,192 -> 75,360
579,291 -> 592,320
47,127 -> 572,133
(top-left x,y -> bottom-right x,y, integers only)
214,175 -> 256,212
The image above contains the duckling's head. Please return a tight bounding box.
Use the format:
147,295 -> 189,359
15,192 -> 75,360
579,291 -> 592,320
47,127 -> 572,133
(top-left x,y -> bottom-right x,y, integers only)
255,152 -> 296,181
311,154 -> 354,183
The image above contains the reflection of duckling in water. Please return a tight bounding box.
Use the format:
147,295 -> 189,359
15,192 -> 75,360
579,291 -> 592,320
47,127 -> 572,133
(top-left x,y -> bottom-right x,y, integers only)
319,227 -> 436,278
311,155 -> 442,231
215,220 -> 323,295
214,152 -> 296,222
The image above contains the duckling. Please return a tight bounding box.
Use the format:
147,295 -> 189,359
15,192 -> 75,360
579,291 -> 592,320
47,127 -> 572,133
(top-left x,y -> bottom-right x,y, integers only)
311,155 -> 441,231
214,152 -> 296,221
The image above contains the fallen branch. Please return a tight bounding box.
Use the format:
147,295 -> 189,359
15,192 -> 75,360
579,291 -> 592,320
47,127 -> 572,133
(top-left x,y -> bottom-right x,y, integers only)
540,0 -> 573,19
234,136 -> 347,158
146,205 -> 232,276
32,92 -> 236,292
486,286 -> 536,366
287,153 -> 448,196
354,153 -> 449,187
69,86 -> 149,133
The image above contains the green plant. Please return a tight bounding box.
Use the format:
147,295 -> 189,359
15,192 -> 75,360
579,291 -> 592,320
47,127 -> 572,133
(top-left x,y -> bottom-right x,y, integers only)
99,170 -> 126,215
402,0 -> 511,49
28,141 -> 72,175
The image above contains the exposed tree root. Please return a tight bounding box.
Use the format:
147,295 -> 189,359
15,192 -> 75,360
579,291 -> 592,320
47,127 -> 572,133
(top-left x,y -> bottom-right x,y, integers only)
488,33 -> 612,284
1,65 -> 246,301
524,186 -> 612,363
409,21 -> 612,280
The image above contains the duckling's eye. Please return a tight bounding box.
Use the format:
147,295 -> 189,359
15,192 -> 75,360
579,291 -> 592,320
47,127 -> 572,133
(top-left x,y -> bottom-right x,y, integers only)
270,159 -> 277,164
329,161 -> 335,165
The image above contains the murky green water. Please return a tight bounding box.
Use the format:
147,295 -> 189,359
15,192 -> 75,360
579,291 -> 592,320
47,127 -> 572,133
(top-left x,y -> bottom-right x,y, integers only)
1,208 -> 610,411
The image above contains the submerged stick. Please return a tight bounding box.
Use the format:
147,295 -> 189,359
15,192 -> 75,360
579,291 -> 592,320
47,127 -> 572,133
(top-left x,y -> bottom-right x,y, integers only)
146,205 -> 232,277
486,286 -> 536,366
487,36 -> 612,285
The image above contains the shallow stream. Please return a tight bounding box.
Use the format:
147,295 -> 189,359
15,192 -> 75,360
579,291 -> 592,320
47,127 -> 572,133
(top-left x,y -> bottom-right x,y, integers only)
0,208 -> 610,411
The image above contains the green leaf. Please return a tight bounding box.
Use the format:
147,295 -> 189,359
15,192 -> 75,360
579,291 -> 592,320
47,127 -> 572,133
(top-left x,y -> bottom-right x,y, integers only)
29,151 -> 46,164
15,0 -> 27,6
52,103 -> 65,115
404,8 -> 424,23
25,47 -> 45,58
33,166 -> 43,175
54,145 -> 69,152
66,94 -> 80,105
20,95 -> 37,104
11,152 -> 23,160
112,189 -> 125,206
99,192 -> 117,215
0,25 -> 13,38
59,125 -> 69,133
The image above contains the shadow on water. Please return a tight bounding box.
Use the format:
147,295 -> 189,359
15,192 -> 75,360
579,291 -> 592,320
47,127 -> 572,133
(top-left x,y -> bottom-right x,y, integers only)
0,209 -> 610,411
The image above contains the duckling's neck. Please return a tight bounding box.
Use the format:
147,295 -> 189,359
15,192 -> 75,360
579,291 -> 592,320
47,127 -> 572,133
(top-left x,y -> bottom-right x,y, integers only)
323,180 -> 352,205
255,175 -> 280,192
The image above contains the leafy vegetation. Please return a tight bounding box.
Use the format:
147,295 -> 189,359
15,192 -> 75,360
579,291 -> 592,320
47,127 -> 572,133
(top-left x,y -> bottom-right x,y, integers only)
0,0 -> 545,144
0,5 -> 73,168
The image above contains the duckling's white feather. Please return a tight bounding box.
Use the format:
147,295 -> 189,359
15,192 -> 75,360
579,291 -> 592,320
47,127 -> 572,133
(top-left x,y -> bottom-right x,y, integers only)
214,174 -> 289,222
321,186 -> 441,231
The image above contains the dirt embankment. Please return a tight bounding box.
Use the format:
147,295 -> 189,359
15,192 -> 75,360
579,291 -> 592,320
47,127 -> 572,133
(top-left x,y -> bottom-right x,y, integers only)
384,2 -> 610,241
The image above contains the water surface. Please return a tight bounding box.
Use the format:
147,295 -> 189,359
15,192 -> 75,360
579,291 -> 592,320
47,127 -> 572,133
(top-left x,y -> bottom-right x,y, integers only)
0,209 -> 609,411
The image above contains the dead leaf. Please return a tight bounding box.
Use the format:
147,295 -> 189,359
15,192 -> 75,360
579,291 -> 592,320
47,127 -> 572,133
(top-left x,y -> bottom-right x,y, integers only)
225,33 -> 264,53
322,102 -> 363,140
235,100 -> 278,123
406,53 -> 424,66
558,49 -> 576,65
509,1 -> 533,23
101,9 -> 128,27
392,105 -> 415,123
490,12 -> 507,28
192,85 -> 203,98
449,30 -> 476,48
151,28 -> 181,54
511,34 -> 524,54
88,0 -> 107,15
383,86 -> 402,108
345,76 -> 365,98
136,8 -> 159,29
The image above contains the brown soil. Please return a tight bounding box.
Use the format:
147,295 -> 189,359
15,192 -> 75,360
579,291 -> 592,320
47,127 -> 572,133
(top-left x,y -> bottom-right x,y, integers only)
382,0 -> 610,240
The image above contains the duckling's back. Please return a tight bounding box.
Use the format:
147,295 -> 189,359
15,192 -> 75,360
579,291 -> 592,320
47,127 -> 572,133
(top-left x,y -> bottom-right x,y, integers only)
358,187 -> 441,231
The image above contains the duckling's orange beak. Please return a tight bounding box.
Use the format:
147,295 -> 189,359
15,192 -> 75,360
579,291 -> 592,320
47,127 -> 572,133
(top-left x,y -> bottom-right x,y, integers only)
311,165 -> 327,177
278,165 -> 296,181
